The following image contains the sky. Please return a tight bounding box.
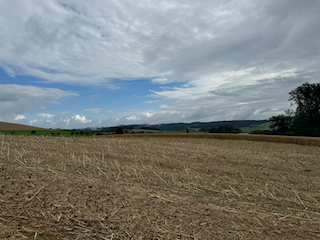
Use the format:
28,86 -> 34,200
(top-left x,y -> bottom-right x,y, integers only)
1,0 -> 320,129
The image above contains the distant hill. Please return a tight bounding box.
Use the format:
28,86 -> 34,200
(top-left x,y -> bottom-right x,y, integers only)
0,122 -> 46,131
100,120 -> 270,132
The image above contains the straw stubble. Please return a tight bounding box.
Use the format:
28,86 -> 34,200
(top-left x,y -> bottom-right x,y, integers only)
0,135 -> 320,239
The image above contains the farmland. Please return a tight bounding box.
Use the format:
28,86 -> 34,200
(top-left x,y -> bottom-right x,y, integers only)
0,122 -> 45,131
1,134 -> 320,239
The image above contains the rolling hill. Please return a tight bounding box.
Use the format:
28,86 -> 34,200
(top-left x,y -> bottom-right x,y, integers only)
0,121 -> 46,131
100,120 -> 270,132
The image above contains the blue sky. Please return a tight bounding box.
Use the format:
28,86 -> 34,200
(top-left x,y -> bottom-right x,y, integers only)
1,0 -> 320,128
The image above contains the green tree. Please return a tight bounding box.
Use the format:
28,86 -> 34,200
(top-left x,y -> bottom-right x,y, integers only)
289,82 -> 320,136
115,127 -> 124,134
269,114 -> 293,135
209,127 -> 217,133
216,125 -> 241,133
199,127 -> 209,132
270,82 -> 320,137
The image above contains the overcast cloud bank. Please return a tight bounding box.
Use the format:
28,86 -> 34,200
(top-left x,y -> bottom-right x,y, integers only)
0,0 -> 320,128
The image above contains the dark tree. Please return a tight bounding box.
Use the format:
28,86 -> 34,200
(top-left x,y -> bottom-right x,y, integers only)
269,115 -> 293,135
209,127 -> 217,133
199,127 -> 209,132
216,125 -> 241,133
115,127 -> 124,134
289,82 -> 320,136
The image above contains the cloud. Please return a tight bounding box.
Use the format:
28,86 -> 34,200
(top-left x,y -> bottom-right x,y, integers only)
0,84 -> 77,103
71,115 -> 91,124
29,114 -> 92,128
147,71 -> 317,123
83,108 -> 102,114
0,0 -> 319,88
0,84 -> 77,122
14,114 -> 26,121
37,113 -> 55,119
1,1 -> 320,126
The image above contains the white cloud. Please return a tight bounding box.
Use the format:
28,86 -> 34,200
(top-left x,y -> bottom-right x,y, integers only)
0,84 -> 77,122
141,112 -> 154,118
71,115 -> 91,124
14,114 -> 26,121
0,84 -> 77,103
126,116 -> 139,121
37,113 -> 55,119
83,108 -> 102,114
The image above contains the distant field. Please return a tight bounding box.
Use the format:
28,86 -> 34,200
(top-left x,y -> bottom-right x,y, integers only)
240,122 -> 272,133
1,135 -> 320,239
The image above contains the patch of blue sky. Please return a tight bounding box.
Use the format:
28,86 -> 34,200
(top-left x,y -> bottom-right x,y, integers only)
1,67 -> 179,119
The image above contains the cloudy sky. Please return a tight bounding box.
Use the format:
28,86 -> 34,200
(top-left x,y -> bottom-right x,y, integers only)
1,0 -> 319,128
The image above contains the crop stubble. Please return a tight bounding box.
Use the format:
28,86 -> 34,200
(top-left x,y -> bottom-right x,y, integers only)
0,134 -> 320,239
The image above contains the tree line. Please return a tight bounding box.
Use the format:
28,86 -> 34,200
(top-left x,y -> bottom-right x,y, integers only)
200,125 -> 241,133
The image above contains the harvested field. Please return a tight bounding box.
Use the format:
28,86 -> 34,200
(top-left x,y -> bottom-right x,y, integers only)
103,133 -> 320,147
0,122 -> 45,131
1,135 -> 320,239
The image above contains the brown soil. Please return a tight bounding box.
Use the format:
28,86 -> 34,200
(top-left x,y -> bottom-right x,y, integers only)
0,122 -> 45,131
1,135 -> 320,239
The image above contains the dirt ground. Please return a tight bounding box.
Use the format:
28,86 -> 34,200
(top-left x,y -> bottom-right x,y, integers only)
1,135 -> 320,239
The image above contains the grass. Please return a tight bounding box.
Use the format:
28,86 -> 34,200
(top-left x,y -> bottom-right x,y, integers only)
1,135 -> 320,239
240,122 -> 272,133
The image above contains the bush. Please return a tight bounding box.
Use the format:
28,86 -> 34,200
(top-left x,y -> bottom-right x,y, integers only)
209,125 -> 241,133
115,127 -> 124,134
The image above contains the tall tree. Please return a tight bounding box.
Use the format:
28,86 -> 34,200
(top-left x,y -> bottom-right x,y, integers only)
289,82 -> 320,136
269,115 -> 292,135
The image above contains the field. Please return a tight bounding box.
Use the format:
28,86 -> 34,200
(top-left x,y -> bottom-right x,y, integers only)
239,122 -> 272,133
0,122 -> 45,131
1,134 -> 320,239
